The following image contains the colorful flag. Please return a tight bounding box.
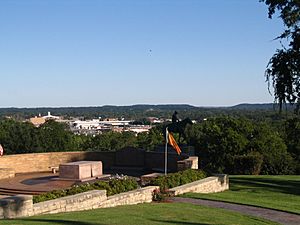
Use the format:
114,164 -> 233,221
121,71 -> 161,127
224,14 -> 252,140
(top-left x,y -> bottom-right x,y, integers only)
167,130 -> 181,155
0,144 -> 3,156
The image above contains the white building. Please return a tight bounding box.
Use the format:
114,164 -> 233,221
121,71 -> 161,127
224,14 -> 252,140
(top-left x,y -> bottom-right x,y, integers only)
42,112 -> 60,120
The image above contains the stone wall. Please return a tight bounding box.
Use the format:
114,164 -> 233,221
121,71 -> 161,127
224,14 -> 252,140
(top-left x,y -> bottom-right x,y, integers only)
0,168 -> 15,180
145,152 -> 188,172
0,195 -> 33,219
0,152 -> 115,175
0,175 -> 228,219
0,151 -> 196,178
168,174 -> 229,195
0,186 -> 159,219
177,156 -> 198,171
33,190 -> 107,215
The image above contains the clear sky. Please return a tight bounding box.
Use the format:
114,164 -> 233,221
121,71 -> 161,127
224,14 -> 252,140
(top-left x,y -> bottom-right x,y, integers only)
0,0 -> 284,107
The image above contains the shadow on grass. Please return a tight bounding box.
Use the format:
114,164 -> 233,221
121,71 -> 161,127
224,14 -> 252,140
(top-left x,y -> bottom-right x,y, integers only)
17,218 -> 210,225
14,218 -> 105,225
230,177 -> 300,195
151,219 -> 210,225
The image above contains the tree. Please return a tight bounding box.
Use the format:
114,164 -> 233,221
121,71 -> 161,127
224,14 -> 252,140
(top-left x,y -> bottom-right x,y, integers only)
262,0 -> 300,113
283,117 -> 300,172
186,117 -> 295,174
38,120 -> 81,152
84,131 -> 138,151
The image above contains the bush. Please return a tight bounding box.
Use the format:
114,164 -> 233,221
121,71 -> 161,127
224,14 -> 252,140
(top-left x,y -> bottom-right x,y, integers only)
150,169 -> 207,191
33,176 -> 138,203
232,152 -> 263,175
260,151 -> 296,175
186,117 -> 296,175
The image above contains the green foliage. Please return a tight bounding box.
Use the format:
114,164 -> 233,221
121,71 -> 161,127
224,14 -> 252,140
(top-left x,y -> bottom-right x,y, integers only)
186,117 -> 296,174
38,120 -> 80,152
82,131 -> 138,151
262,0 -> 300,113
150,169 -> 207,191
233,152 -> 263,175
33,176 -> 138,203
137,126 -> 164,150
83,126 -> 164,152
0,119 -> 81,154
283,117 -> 300,173
0,117 -> 165,154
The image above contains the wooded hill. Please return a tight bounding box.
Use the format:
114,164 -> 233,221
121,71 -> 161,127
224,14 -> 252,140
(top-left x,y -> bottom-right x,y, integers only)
0,103 -> 296,120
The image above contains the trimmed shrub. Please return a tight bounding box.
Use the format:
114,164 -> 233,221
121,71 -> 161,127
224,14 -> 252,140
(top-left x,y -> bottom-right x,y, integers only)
150,169 -> 207,191
33,176 -> 138,203
232,152 -> 263,175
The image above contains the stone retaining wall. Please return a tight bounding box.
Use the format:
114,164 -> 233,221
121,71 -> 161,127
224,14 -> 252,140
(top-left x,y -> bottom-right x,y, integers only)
0,152 -> 115,175
0,174 -> 228,219
169,174 -> 229,195
0,186 -> 159,219
0,151 -> 197,178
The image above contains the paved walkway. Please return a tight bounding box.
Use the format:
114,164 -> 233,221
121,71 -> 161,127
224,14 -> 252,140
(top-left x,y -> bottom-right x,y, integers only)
170,197 -> 300,225
0,172 -> 76,195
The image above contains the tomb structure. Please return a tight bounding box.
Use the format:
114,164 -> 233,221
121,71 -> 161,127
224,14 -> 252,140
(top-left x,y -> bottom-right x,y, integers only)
59,161 -> 102,181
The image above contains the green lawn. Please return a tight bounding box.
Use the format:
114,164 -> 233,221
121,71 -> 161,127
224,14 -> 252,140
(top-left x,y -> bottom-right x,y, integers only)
0,202 -> 278,225
183,175 -> 300,214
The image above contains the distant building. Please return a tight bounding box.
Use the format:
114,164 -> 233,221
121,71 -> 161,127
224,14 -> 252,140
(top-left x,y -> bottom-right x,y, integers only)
42,112 -> 60,120
30,117 -> 46,127
29,112 -> 60,127
72,119 -> 101,130
147,117 -> 164,124
126,125 -> 152,133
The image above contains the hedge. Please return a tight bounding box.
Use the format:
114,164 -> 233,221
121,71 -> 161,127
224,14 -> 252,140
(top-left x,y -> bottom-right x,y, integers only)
150,169 -> 207,191
33,176 -> 138,203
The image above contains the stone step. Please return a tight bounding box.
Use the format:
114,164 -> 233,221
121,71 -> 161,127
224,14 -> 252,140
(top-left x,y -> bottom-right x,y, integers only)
0,188 -> 47,196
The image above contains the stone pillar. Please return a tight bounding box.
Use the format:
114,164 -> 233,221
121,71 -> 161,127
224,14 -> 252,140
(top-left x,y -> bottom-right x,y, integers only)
0,195 -> 33,219
177,156 -> 198,171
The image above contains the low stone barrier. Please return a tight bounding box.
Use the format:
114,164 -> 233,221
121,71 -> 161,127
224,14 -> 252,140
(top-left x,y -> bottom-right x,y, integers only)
0,186 -> 159,219
0,195 -> 33,219
0,168 -> 15,180
0,175 -> 228,219
99,186 -> 156,208
168,174 -> 229,195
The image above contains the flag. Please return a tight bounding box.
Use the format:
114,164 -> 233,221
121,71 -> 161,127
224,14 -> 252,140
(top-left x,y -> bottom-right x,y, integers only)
167,130 -> 181,155
0,144 -> 3,156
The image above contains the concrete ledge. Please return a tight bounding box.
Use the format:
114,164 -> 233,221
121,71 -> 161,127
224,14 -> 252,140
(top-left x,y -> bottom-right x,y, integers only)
0,186 -> 159,219
0,168 -> 15,180
169,174 -> 229,196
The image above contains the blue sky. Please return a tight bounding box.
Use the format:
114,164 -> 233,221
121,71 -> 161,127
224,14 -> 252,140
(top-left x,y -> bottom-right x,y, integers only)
0,0 -> 284,107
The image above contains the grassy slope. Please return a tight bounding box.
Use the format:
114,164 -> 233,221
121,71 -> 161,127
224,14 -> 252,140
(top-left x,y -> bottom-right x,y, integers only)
183,175 -> 300,214
0,203 -> 278,225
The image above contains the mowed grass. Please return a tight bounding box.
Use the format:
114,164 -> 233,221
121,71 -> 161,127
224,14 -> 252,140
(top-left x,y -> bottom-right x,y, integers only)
0,202 -> 278,225
183,175 -> 300,214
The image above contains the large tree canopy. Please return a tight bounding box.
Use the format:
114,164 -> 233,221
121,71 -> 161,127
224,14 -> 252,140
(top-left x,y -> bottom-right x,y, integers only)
262,0 -> 300,113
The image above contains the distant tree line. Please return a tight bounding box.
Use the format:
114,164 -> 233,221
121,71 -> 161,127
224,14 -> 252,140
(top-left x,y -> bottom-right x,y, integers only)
0,104 -> 296,122
0,119 -> 163,154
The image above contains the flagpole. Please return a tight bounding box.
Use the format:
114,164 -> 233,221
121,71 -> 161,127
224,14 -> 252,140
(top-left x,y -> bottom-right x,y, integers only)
165,127 -> 168,175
